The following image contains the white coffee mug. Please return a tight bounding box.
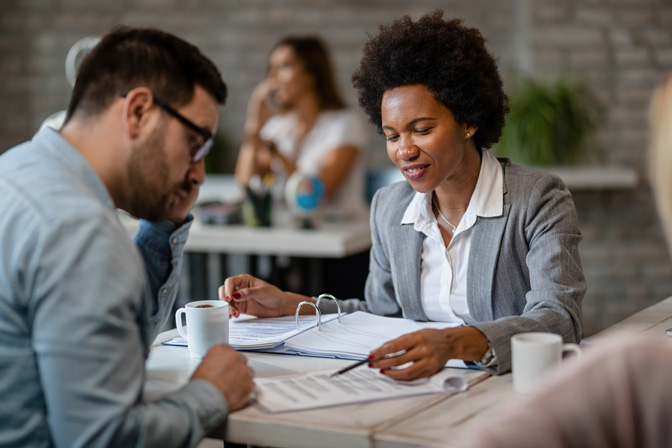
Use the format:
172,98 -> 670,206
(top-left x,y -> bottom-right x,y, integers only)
511,332 -> 581,394
175,300 -> 229,358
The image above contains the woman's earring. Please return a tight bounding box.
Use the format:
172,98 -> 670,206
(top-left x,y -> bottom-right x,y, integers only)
466,132 -> 471,138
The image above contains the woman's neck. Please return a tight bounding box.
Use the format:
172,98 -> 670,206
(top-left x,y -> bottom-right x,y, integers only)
433,148 -> 482,216
291,92 -> 321,140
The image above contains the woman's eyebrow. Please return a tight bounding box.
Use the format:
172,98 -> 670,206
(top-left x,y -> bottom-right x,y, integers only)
383,117 -> 437,131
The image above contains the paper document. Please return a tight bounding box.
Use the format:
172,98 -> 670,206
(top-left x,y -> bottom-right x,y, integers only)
254,367 -> 483,413
283,311 -> 467,368
163,314 -> 340,350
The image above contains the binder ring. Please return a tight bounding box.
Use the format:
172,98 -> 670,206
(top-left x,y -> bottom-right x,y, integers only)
296,301 -> 322,331
315,293 -> 341,322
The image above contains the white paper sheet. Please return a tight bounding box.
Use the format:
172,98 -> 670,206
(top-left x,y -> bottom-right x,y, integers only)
254,367 -> 472,413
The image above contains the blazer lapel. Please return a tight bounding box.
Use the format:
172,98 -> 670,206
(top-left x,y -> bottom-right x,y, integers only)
467,204 -> 510,321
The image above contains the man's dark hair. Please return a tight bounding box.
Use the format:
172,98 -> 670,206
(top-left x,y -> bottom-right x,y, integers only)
65,26 -> 227,123
272,36 -> 346,111
351,10 -> 509,150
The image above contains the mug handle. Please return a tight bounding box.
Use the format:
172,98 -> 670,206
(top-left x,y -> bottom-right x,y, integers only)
175,308 -> 188,340
562,343 -> 582,360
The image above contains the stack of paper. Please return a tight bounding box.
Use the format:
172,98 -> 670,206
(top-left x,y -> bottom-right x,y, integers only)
254,366 -> 485,413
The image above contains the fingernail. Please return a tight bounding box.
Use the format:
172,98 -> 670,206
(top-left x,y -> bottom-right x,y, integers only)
380,369 -> 386,375
368,363 -> 373,368
233,292 -> 241,300
234,311 -> 239,317
367,354 -> 374,360
225,295 -> 230,301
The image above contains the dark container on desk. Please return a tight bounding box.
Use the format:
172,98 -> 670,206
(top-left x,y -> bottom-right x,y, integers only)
243,187 -> 272,227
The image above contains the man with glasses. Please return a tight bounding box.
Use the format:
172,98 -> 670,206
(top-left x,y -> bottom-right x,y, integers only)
0,27 -> 254,447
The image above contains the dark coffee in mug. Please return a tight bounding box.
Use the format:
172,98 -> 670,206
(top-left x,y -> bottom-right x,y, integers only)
195,304 -> 214,308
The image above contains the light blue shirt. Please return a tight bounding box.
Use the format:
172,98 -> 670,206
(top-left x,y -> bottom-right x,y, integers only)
0,127 -> 227,447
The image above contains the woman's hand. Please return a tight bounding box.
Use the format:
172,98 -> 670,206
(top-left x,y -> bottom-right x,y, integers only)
219,274 -> 307,318
244,80 -> 277,138
368,326 -> 489,381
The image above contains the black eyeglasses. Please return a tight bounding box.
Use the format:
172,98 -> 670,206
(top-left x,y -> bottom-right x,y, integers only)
120,91 -> 213,162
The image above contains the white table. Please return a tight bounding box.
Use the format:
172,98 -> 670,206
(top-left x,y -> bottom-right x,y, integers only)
372,296 -> 672,448
145,330 -> 488,448
145,297 -> 672,448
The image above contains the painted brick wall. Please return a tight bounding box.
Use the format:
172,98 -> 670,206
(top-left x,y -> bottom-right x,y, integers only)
1,0 -> 671,335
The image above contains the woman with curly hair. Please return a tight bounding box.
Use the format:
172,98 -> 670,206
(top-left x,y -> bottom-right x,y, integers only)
222,11 -> 585,380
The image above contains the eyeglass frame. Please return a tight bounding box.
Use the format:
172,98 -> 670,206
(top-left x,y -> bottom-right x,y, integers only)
120,90 -> 213,162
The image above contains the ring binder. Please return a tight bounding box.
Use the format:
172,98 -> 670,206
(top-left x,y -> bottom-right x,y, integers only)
315,293 -> 341,322
295,301 -> 322,330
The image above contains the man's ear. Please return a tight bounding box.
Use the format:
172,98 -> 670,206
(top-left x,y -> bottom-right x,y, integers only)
121,87 -> 155,139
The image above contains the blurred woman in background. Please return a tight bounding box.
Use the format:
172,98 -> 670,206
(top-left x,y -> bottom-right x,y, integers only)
235,35 -> 369,218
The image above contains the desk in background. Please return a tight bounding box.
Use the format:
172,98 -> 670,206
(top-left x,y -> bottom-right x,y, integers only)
121,174 -> 373,305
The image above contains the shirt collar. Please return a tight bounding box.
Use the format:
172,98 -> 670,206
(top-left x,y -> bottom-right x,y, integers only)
401,150 -> 504,229
34,126 -> 116,212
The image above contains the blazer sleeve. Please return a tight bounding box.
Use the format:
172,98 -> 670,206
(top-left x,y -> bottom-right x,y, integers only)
471,174 -> 585,374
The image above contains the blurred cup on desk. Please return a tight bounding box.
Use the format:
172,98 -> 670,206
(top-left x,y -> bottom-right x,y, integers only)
511,332 -> 581,394
175,300 -> 229,358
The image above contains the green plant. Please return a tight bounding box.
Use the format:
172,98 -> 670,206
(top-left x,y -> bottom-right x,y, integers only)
495,78 -> 603,165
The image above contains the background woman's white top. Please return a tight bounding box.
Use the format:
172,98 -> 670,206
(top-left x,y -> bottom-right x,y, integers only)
261,108 -> 370,218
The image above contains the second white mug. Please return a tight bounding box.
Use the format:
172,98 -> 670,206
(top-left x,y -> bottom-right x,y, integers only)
175,300 -> 229,358
511,332 -> 581,395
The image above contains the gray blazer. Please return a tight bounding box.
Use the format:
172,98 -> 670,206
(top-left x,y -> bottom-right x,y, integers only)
330,158 -> 585,374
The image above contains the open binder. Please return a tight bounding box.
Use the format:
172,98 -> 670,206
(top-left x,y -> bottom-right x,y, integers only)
163,294 -> 467,368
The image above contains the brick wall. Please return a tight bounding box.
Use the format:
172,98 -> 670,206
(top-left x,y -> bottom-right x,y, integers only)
1,0 -> 671,335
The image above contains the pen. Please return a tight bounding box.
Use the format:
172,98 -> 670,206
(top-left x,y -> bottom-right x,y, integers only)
330,351 -> 406,378
329,358 -> 369,377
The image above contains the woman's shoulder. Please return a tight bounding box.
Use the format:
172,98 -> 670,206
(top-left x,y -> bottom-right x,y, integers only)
315,108 -> 370,148
319,108 -> 368,128
498,157 -> 568,192
371,181 -> 415,220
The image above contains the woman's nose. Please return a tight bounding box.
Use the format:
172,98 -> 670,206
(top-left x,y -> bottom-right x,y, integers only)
396,135 -> 419,160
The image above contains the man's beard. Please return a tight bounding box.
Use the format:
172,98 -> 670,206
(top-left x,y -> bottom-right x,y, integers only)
126,123 -> 177,222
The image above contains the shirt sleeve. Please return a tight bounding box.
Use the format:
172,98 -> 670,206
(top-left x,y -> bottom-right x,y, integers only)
30,212 -> 228,448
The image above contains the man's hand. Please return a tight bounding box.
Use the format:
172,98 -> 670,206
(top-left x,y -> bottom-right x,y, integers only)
191,345 -> 255,411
